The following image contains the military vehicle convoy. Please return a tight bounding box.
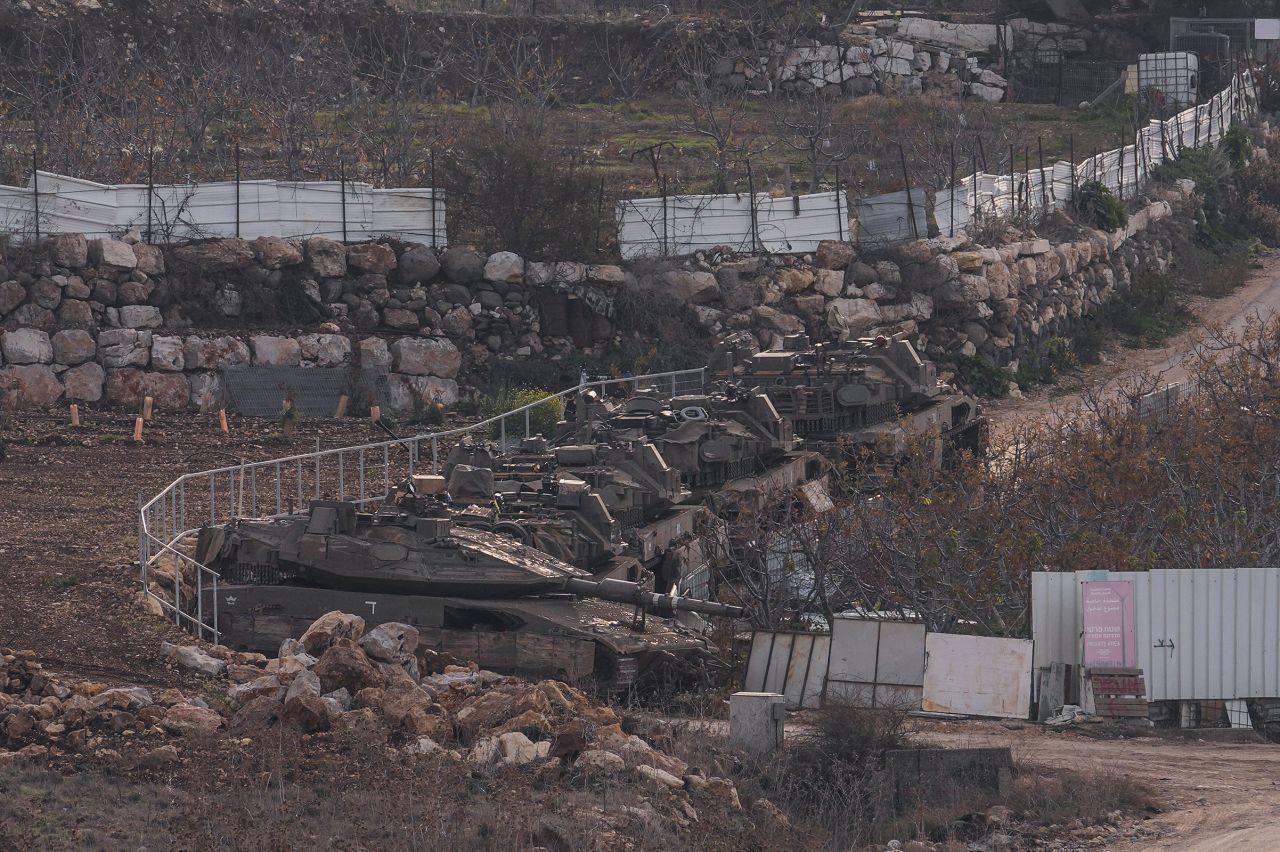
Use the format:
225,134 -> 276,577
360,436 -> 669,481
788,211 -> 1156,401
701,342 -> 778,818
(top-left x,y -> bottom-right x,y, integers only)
196,479 -> 745,690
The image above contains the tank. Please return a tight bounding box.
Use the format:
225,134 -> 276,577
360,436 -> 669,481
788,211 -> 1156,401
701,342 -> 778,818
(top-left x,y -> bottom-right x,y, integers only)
710,331 -> 985,461
194,481 -> 745,690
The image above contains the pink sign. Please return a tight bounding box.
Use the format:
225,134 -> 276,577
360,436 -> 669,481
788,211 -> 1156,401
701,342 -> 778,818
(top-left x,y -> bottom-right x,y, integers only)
1081,581 -> 1136,667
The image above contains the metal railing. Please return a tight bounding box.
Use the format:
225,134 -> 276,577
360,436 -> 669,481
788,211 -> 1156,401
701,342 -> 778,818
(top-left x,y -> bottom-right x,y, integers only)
138,366 -> 706,642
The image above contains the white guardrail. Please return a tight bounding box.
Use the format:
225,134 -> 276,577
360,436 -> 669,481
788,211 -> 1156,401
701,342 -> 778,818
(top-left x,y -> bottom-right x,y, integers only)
138,368 -> 706,642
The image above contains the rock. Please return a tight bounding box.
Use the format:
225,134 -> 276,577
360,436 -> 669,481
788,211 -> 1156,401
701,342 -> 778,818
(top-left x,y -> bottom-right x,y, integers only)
150,336 -> 185,371
160,642 -> 227,677
397,246 -> 441,285
381,688 -> 443,736
751,306 -> 804,335
968,81 -> 1004,102
48,233 -> 88,268
2,329 -> 53,365
50,329 -> 95,365
985,261 -> 1012,300
320,688 -> 353,717
813,269 -> 844,298
634,765 -> 684,788
183,336 -> 250,371
357,337 -> 392,369
119,305 -> 162,329
281,694 -> 331,733
97,328 -> 150,368
660,270 -> 719,304
132,244 -> 165,276
250,335 -> 302,367
61,363 -> 104,402
228,675 -> 286,706
161,703 -> 223,735
89,239 -> 137,271
440,307 -> 472,337
299,333 -> 351,368
56,299 -> 94,329
305,238 -> 348,278
359,623 -> 420,663
827,298 -> 883,334
91,686 -> 153,710
815,240 -> 855,270
214,287 -> 242,318
588,265 -> 626,284
577,749 -> 626,772
171,239 -> 255,272
229,695 -> 283,731
314,642 -> 386,694
284,669 -> 322,704
300,611 -> 366,654
386,374 -> 459,414
347,243 -> 397,275
140,744 -> 180,767
527,261 -> 587,285
0,365 -> 62,405
0,280 -> 25,315
390,337 -> 461,378
251,237 -> 303,270
498,731 -> 550,766
383,308 -> 419,331
777,268 -> 814,293
846,261 -> 879,288
30,278 -> 61,310
440,247 -> 485,285
484,251 -> 524,283
188,372 -> 222,411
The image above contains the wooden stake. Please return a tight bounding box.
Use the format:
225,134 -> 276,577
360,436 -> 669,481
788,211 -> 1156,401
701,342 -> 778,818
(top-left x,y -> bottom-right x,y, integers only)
69,404 -> 80,427
369,404 -> 381,424
142,395 -> 154,422
132,416 -> 144,443
218,408 -> 229,434
334,394 -> 349,419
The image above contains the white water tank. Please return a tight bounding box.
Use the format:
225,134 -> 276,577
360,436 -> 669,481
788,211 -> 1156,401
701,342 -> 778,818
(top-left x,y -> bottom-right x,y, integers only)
1137,52 -> 1200,107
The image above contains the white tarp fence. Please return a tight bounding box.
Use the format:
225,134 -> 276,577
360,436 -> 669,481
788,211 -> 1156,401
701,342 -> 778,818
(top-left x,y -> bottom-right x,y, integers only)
940,69 -> 1255,238
1,171 -> 446,245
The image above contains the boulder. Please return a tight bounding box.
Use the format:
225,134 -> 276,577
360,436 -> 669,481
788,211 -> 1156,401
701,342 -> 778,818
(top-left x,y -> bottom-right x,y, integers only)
383,308 -> 419,331
2,329 -> 54,365
498,731 -> 551,766
143,372 -> 192,411
314,642 -> 386,694
845,261 -> 879,288
588,265 -> 626,284
56,299 -> 94,329
440,247 -> 485,285
305,238 -> 348,278
300,611 -> 366,654
381,688 -> 444,736
281,694 -> 331,733
634,765 -> 684,788
171,239 -> 255,273
104,367 -> 144,407
397,247 -> 441,285
119,305 -> 162,329
0,365 -> 62,406
183,336 -> 250,371
285,669 -> 322,703
359,623 -> 420,663
985,261 -> 1012,301
30,278 -> 61,310
89,239 -> 138,271
527,261 -> 586,285
577,749 -> 626,772
48,233 -> 88,268
968,81 -> 1004,102
347,243 -> 397,275
815,240 -> 856,270
150,336 -> 185,371
0,281 -> 25,315
777,268 -> 814,293
160,703 -> 223,736
390,337 -> 461,378
386,374 -> 459,414
813,269 -> 844,298
160,642 -> 227,677
229,695 -> 283,731
484,251 -> 524,283
188,372 -> 222,412
751,306 -> 805,335
228,675 -> 286,706
51,330 -> 95,365
251,237 -> 303,270
660,270 -> 719,304
61,363 -> 104,402
440,306 -> 472,338
826,298 -> 883,334
132,244 -> 165,276
357,337 -> 392,369
299,333 -> 351,368
250,335 -> 302,367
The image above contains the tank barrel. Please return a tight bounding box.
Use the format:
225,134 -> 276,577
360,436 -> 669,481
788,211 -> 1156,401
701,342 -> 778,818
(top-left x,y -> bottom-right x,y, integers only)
563,577 -> 747,618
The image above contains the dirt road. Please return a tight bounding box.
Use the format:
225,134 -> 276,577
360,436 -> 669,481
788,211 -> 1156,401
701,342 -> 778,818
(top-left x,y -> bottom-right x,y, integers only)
921,723 -> 1280,851
984,251 -> 1280,435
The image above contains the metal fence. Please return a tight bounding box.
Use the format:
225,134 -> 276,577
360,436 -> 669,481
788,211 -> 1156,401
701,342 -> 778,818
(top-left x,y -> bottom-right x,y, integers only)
0,171 -> 447,245
138,366 -> 706,642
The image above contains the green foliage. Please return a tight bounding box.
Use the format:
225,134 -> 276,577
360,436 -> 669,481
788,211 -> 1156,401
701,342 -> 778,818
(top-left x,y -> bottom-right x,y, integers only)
1014,336 -> 1079,387
481,387 -> 562,441
954,355 -> 1011,398
1073,180 -> 1127,232
1152,146 -> 1234,216
1099,270 -> 1194,349
1221,125 -> 1251,169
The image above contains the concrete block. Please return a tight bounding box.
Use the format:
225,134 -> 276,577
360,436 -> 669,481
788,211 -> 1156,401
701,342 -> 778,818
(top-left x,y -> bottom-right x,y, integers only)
729,692 -> 786,757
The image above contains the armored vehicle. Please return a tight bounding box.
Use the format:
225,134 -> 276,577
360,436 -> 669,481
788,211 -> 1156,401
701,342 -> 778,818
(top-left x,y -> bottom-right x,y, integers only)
710,331 -> 984,460
195,479 -> 745,690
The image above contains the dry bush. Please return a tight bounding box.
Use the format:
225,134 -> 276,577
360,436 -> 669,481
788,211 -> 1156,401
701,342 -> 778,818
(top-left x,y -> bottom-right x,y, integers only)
1005,763 -> 1155,827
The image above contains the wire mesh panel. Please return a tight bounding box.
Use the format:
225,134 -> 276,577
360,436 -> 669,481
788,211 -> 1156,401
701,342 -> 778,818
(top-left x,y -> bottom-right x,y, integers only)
221,366 -> 391,417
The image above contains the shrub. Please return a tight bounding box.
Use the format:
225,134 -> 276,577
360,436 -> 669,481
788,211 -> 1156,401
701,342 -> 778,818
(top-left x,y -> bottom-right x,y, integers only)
1073,180 -> 1127,232
480,387 -> 562,441
953,354 -> 1011,398
1015,336 -> 1079,387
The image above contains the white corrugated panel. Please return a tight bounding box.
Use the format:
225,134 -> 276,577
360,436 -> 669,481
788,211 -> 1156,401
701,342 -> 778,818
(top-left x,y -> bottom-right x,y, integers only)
1032,568 -> 1280,701
852,188 -> 927,246
277,181 -> 374,241
743,630 -> 829,709
28,172 -> 118,237
370,188 -> 446,246
922,633 -> 1033,718
0,185 -> 33,235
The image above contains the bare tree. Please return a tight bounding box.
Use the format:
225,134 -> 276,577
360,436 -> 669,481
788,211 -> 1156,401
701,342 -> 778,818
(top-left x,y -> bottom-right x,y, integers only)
770,89 -> 853,191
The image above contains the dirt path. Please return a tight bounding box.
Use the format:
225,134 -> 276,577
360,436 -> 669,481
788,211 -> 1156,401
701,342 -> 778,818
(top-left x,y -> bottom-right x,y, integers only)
984,251 -> 1280,435
919,723 -> 1280,851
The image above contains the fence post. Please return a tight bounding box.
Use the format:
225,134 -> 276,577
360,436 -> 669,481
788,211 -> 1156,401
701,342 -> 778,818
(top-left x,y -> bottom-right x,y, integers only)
661,175 -> 669,257
340,159 -> 348,243
948,141 -> 956,238
746,160 -> 761,252
1116,132 -> 1125,199
234,141 -> 241,239
896,144 -> 918,239
430,149 -> 438,249
1008,144 -> 1015,217
833,166 -> 844,241
1069,134 -> 1076,203
1037,136 -> 1047,217
31,148 -> 40,243
146,131 -> 155,244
